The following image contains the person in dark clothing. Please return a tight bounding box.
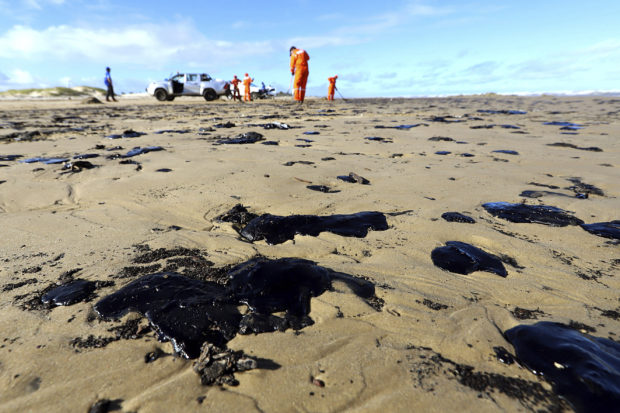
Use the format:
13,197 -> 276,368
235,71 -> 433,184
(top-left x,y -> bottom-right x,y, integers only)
104,67 -> 117,102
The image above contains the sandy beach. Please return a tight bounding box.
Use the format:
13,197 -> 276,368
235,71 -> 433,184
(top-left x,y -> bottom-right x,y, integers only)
0,94 -> 618,412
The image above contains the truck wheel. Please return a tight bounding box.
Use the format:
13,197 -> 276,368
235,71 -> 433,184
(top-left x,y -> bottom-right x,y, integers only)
155,89 -> 168,101
203,89 -> 217,101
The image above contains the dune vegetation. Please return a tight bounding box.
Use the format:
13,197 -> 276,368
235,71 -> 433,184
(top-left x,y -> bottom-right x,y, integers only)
0,86 -> 106,97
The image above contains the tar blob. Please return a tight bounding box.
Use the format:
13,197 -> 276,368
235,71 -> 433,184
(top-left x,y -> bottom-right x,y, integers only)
431,241 -> 507,277
580,221 -> 620,240
42,279 -> 97,306
441,212 -> 476,223
482,202 -> 584,226
239,211 -> 389,245
505,321 -> 620,413
95,258 -> 377,359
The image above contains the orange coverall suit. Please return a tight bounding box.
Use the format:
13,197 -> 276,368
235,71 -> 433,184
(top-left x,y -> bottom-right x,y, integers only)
290,48 -> 310,102
243,75 -> 253,101
327,76 -> 337,100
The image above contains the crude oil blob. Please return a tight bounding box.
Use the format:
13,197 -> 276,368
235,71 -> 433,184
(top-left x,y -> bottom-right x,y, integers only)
41,279 -> 96,306
505,321 -> 620,412
121,146 -> 164,158
580,221 -> 620,240
95,272 -> 239,359
492,150 -> 519,155
239,211 -> 389,245
431,241 -> 507,277
95,258 -> 377,358
216,132 -> 264,144
306,185 -> 339,193
441,212 -> 476,223
482,202 -> 584,226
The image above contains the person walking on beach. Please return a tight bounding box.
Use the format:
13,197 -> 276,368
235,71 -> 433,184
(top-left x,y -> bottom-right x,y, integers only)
327,75 -> 338,101
243,73 -> 253,102
290,46 -> 310,103
104,67 -> 117,102
231,75 -> 241,101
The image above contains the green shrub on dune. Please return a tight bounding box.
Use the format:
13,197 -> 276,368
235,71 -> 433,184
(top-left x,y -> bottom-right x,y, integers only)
0,86 -> 106,97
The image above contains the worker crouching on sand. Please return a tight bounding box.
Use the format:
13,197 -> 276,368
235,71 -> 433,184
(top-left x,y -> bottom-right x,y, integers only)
243,73 -> 253,102
327,75 -> 338,101
231,75 -> 241,101
290,46 -> 310,103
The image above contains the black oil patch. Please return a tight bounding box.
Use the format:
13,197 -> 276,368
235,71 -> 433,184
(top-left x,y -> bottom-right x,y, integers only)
41,279 -> 97,306
215,132 -> 264,144
565,177 -> 605,197
431,241 -> 507,277
216,204 -> 259,232
306,185 -> 340,193
94,272 -> 237,358
407,345 -> 567,412
94,257 -> 379,359
511,307 -> 546,320
441,212 -> 476,224
482,202 -> 584,226
239,211 -> 389,245
505,321 -> 620,412
580,221 -> 620,240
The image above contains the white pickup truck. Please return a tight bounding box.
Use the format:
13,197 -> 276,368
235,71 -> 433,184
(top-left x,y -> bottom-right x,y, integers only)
147,73 -> 230,101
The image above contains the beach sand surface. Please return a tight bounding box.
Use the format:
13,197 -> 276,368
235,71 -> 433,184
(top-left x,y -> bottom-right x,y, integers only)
0,95 -> 618,412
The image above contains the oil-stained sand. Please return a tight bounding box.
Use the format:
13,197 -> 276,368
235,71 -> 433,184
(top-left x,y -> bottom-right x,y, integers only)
0,95 -> 619,412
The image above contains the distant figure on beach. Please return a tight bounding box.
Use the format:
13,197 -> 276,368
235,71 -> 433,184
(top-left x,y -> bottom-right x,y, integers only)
104,67 -> 117,102
290,46 -> 310,103
231,75 -> 241,101
327,75 -> 338,101
243,73 -> 253,102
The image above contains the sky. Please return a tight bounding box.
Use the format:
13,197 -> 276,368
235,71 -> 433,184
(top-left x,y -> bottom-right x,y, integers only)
0,0 -> 619,97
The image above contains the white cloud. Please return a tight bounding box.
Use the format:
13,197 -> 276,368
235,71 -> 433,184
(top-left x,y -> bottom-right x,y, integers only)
0,68 -> 37,89
405,1 -> 453,17
10,68 -> 35,84
377,72 -> 397,79
333,0 -> 454,37
316,13 -> 344,21
287,35 -> 360,50
577,39 -> 620,61
339,72 -> 370,83
463,61 -> 500,77
0,23 -> 278,70
506,39 -> 620,82
59,76 -> 71,87
22,0 -> 41,8
21,0 -> 65,9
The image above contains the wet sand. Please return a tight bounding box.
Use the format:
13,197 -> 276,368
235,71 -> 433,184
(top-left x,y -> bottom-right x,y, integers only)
0,95 -> 618,412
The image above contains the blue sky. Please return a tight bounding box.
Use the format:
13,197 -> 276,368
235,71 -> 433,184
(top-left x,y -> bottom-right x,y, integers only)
1,0 -> 619,97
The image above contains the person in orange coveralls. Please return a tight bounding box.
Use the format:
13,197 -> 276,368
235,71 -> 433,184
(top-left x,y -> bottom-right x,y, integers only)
289,46 -> 310,103
243,73 -> 253,102
230,75 -> 241,101
327,75 -> 338,101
